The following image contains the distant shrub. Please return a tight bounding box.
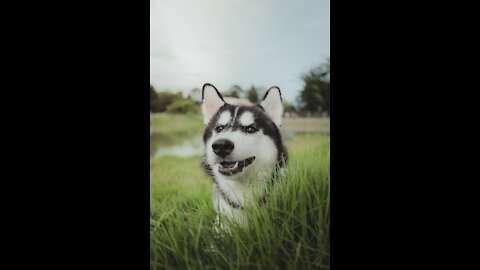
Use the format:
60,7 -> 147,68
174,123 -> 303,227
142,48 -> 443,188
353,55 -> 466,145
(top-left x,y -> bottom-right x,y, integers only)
166,99 -> 200,114
283,101 -> 297,113
154,92 -> 184,112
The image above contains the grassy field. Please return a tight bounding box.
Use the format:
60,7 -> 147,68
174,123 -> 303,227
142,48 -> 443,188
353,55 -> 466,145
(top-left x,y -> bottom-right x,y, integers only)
150,113 -> 204,135
150,114 -> 330,269
282,117 -> 330,133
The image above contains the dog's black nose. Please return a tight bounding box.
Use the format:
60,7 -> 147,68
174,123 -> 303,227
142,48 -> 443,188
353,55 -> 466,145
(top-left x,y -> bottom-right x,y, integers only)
212,139 -> 234,157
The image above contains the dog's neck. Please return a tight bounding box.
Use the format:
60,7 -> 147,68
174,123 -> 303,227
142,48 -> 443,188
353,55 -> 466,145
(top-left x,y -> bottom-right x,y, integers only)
213,166 -> 273,210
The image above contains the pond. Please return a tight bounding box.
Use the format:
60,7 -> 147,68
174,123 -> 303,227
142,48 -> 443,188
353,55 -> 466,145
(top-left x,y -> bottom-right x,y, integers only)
151,133 -> 204,158
150,126 -> 329,158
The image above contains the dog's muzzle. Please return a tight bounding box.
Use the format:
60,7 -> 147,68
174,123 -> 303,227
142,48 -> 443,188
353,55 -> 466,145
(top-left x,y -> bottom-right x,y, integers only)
218,156 -> 256,176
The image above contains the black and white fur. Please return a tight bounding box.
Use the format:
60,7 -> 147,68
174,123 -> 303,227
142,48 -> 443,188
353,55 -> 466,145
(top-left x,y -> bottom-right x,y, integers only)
201,83 -> 287,226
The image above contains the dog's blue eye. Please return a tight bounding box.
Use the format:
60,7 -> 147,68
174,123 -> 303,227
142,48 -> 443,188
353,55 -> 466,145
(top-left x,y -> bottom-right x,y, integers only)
215,125 -> 225,132
245,125 -> 258,133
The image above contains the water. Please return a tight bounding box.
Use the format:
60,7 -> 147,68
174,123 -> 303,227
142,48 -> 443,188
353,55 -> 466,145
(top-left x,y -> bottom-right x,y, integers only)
153,134 -> 204,158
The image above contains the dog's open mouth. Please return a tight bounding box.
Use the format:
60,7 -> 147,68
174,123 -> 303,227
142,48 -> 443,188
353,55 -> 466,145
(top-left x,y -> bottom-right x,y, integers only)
218,156 -> 255,175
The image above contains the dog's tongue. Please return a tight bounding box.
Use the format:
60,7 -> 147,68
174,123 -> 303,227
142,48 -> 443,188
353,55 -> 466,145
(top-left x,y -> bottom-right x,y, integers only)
221,161 -> 237,169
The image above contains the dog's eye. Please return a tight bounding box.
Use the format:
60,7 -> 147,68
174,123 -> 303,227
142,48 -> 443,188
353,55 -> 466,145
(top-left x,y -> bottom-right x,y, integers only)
215,125 -> 225,132
245,125 -> 258,133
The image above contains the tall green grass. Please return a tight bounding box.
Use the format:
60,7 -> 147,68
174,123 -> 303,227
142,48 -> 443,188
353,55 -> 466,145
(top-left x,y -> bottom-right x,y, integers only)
150,135 -> 330,270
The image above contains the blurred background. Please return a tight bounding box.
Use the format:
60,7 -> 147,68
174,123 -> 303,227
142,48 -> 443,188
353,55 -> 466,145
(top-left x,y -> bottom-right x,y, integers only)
150,0 -> 330,158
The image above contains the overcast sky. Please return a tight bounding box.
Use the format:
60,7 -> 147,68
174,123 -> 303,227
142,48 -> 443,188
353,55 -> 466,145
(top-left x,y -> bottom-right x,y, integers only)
150,0 -> 329,103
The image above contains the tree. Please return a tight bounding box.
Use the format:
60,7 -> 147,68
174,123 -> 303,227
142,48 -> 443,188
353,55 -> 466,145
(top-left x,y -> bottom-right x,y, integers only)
155,91 -> 183,112
246,86 -> 259,103
298,59 -> 330,116
166,99 -> 200,114
150,85 -> 161,112
227,85 -> 243,98
283,101 -> 297,113
150,84 -> 184,113
150,85 -> 157,100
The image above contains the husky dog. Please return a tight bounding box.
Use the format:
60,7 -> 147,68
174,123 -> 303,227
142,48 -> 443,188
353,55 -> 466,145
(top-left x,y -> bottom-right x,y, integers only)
200,83 -> 287,226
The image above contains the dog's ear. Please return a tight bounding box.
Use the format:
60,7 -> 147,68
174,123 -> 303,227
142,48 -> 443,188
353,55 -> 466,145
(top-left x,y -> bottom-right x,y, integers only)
260,86 -> 283,127
202,83 -> 225,125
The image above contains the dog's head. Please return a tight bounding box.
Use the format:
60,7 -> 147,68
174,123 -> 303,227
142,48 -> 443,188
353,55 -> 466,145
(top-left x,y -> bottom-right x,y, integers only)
201,83 -> 287,180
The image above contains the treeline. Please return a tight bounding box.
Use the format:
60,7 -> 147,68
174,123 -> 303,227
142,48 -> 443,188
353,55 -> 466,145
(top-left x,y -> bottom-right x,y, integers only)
150,86 -> 200,114
297,59 -> 330,116
150,59 -> 330,116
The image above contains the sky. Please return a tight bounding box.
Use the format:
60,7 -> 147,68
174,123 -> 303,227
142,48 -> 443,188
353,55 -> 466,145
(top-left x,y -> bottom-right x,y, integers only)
150,0 -> 329,104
